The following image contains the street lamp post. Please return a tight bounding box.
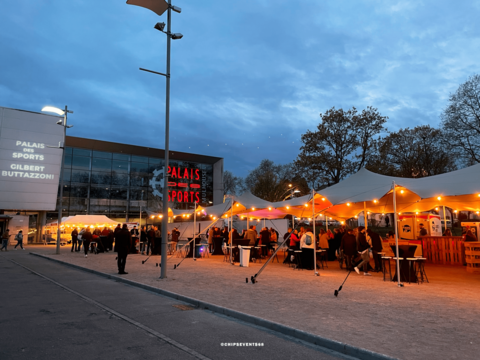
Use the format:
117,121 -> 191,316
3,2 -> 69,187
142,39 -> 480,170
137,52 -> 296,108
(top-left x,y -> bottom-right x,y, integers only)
127,0 -> 182,279
41,105 -> 73,255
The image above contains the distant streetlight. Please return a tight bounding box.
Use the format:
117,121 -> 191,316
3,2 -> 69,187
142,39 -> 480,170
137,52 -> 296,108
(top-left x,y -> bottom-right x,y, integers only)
127,0 -> 182,279
41,105 -> 73,255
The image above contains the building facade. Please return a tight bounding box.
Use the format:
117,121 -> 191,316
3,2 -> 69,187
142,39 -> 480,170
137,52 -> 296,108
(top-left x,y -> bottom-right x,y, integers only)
0,107 -> 224,243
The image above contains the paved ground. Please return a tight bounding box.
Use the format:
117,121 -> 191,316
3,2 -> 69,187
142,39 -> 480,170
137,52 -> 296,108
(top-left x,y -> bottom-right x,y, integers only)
6,245 -> 480,359
0,251 -> 356,360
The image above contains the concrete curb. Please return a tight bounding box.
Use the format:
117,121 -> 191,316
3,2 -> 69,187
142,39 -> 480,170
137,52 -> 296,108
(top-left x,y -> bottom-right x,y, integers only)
30,252 -> 397,360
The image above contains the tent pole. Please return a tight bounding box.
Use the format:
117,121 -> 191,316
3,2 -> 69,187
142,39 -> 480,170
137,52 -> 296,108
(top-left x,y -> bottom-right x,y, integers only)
313,189 -> 318,276
393,181 -> 402,287
364,201 -> 368,230
443,205 -> 447,234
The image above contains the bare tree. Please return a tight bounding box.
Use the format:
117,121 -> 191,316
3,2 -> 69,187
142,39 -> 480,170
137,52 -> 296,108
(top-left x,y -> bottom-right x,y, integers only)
441,74 -> 480,165
294,107 -> 387,187
223,170 -> 244,196
368,125 -> 456,177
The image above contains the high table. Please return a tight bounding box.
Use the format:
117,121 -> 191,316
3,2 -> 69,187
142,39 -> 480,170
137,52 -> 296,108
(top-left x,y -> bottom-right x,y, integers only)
185,238 -> 201,258
212,236 -> 224,255
391,245 -> 418,283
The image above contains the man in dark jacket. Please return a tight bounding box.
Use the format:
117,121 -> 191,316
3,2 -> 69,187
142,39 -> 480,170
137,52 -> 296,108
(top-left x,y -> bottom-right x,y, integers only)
82,228 -> 93,258
340,228 -> 357,270
147,226 -> 156,255
354,226 -> 371,276
115,224 -> 132,275
367,228 -> 383,272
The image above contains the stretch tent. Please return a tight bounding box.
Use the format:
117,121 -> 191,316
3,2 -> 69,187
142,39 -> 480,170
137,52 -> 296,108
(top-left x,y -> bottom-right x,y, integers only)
319,164 -> 480,219
46,215 -> 118,228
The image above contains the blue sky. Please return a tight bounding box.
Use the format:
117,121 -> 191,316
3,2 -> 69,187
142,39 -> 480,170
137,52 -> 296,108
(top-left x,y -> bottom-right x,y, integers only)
1,0 -> 480,177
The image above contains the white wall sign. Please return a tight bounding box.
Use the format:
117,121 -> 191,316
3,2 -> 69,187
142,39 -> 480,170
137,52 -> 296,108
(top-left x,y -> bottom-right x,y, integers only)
0,107 -> 64,211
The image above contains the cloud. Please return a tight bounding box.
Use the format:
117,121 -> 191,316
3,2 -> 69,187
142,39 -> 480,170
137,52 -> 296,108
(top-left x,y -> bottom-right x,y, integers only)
1,0 -> 480,178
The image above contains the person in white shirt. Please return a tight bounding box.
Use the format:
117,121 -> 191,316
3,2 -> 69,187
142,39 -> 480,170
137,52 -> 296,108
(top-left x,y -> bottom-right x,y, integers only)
300,230 -> 315,270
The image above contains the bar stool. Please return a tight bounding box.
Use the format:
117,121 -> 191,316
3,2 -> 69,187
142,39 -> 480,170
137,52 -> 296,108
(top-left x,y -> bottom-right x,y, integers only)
392,257 -> 404,281
415,258 -> 429,283
253,247 -> 262,263
381,256 -> 392,281
271,245 -> 279,263
294,250 -> 303,270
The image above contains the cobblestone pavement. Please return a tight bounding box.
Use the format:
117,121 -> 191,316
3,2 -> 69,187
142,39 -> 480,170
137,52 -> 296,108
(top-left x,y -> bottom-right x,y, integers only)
21,245 -> 480,360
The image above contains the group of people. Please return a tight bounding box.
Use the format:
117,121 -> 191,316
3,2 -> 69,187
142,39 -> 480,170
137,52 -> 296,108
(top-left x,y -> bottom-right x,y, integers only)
1,229 -> 24,251
280,225 -> 388,275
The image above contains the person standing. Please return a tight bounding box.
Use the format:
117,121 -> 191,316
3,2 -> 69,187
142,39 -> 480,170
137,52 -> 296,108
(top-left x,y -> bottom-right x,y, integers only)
244,226 -> 257,247
354,226 -> 371,276
115,224 -> 132,275
340,228 -> 357,270
146,226 -> 155,255
1,229 -> 10,251
367,228 -> 383,272
14,230 -> 24,250
208,227 -> 215,253
130,226 -> 139,254
171,227 -> 180,253
300,229 -> 315,270
419,223 -> 428,236
82,228 -> 93,258
260,227 -> 270,256
140,226 -> 148,255
71,228 -> 78,252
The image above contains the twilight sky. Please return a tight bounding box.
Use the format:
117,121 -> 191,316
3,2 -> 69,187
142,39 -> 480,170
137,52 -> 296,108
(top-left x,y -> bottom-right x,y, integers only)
1,0 -> 480,177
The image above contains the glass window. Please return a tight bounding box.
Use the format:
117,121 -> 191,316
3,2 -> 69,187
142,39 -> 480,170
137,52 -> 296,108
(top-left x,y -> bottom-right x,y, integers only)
130,188 -> 147,201
90,186 -> 110,199
113,153 -> 130,161
112,160 -> 129,173
64,147 -> 73,155
64,155 -> 72,168
111,173 -> 129,186
60,184 -> 70,197
92,158 -> 112,172
71,156 -> 91,170
70,184 -> 88,198
149,157 -> 163,166
110,187 -> 128,200
69,198 -> 87,212
131,155 -> 148,163
71,170 -> 90,183
73,148 -> 91,157
62,168 -> 71,183
92,150 -> 112,159
130,173 -> 149,187
130,162 -> 149,173
91,171 -> 112,185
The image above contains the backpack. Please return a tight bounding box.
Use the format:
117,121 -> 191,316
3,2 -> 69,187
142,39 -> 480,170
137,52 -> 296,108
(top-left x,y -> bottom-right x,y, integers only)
305,234 -> 312,246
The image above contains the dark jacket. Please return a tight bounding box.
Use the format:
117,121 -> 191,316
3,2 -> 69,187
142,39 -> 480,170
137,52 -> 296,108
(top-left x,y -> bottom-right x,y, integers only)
260,229 -> 270,244
357,232 -> 371,252
147,228 -> 155,241
115,229 -> 132,253
340,234 -> 357,256
171,229 -> 180,242
71,229 -> 78,240
368,231 -> 383,252
82,230 -> 93,243
141,230 -> 148,242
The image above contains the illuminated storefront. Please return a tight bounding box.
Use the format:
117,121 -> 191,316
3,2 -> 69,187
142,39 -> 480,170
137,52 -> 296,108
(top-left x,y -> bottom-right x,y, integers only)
0,106 -> 224,242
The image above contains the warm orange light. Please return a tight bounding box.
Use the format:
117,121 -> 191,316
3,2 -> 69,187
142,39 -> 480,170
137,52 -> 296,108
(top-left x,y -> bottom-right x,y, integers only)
400,190 -> 404,194
322,198 -> 325,201
435,207 -> 439,211
398,212 -> 401,215
341,221 -> 344,224
329,217 -> 332,220
187,215 -> 190,218
304,204 -> 308,207
268,207 -> 272,211
354,215 -> 358,218
182,214 -> 185,218
236,204 -> 239,207
289,184 -> 292,187
416,212 -> 419,214
286,206 -> 290,210
347,203 -> 351,206
252,207 -> 255,210
373,199 -> 377,203
308,218 -> 312,221
250,217 -> 253,221
437,196 -> 442,201
197,212 -> 200,215
210,215 -> 213,217
382,213 -> 384,215
367,212 -> 370,215
151,215 -> 154,219
213,217 -> 216,220
477,211 -> 479,215
454,210 -> 458,213
241,216 -> 244,219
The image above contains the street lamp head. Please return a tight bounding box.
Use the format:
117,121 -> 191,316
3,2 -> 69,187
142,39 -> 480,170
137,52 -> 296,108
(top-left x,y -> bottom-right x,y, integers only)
171,5 -> 182,13
42,106 -> 64,116
172,33 -> 183,40
154,22 -> 166,32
